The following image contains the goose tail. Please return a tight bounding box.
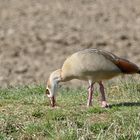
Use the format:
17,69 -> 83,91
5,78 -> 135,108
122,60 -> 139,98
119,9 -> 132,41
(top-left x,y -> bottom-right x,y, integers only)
115,58 -> 140,74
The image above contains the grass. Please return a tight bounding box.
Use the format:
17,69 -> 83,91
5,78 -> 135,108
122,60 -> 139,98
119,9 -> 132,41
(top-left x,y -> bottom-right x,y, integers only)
0,78 -> 140,140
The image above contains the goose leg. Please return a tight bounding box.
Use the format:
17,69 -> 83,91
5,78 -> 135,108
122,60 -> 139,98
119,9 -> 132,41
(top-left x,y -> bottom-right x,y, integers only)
87,81 -> 94,107
99,81 -> 109,108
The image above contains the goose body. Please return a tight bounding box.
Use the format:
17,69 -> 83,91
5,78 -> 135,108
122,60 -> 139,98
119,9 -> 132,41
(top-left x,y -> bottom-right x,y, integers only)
46,49 -> 140,107
62,49 -> 121,81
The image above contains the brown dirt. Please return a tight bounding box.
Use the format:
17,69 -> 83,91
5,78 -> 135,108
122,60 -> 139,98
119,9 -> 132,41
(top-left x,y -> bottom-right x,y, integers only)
0,0 -> 140,87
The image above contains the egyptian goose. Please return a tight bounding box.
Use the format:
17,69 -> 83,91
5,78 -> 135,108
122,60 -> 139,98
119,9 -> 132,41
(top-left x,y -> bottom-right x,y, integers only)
46,49 -> 140,107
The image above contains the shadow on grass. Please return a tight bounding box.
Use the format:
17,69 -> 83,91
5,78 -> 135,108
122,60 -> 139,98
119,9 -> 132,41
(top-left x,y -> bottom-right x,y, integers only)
109,102 -> 140,108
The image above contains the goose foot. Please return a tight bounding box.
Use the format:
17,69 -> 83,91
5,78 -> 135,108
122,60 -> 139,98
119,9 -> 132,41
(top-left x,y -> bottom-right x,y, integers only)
101,101 -> 109,108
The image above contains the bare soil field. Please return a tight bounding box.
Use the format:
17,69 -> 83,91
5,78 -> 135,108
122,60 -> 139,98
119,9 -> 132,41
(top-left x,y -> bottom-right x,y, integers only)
0,0 -> 140,87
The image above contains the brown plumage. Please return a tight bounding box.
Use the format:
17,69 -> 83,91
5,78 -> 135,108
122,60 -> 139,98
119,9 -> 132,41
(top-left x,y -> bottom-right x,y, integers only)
46,49 -> 140,107
114,58 -> 139,74
93,50 -> 139,74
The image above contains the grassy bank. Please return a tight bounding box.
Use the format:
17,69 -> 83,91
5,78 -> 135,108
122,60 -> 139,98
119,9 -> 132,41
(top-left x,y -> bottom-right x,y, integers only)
0,79 -> 140,140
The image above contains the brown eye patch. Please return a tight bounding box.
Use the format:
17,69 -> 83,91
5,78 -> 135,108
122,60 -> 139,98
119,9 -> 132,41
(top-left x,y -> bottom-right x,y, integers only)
46,89 -> 50,95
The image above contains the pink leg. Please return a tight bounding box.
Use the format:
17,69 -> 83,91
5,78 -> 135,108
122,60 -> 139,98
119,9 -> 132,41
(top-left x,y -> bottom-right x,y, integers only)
87,81 -> 94,107
99,81 -> 109,108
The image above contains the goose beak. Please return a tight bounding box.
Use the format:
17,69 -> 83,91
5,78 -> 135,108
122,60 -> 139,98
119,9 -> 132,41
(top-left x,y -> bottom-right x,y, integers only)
50,96 -> 55,107
45,89 -> 56,107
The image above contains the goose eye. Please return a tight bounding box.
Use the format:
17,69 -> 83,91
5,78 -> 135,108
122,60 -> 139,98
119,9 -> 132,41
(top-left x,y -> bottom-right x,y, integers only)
46,89 -> 50,95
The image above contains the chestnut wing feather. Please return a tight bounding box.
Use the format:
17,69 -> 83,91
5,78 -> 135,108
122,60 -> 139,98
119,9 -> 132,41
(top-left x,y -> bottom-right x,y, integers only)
97,50 -> 139,74
114,58 -> 139,74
